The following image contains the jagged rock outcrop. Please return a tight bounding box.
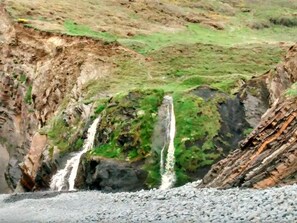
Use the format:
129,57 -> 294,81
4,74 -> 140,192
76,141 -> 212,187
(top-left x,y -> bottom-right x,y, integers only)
0,6 -> 39,191
200,44 -> 297,189
76,156 -> 147,192
200,96 -> 297,188
1,0 -> 296,193
187,86 -> 251,179
239,44 -> 297,128
0,5 -> 119,192
19,133 -> 47,191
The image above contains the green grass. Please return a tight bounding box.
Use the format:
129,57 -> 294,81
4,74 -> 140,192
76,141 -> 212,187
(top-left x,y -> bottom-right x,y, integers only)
91,144 -> 122,158
74,138 -> 84,150
92,89 -> 164,159
119,23 -> 296,55
46,116 -> 86,154
19,73 -> 27,84
81,42 -> 285,103
286,83 -> 297,97
64,20 -> 117,42
90,89 -> 165,187
173,91 -> 221,185
94,104 -> 106,114
47,117 -> 70,152
150,43 -> 283,76
269,16 -> 297,27
24,85 -> 32,104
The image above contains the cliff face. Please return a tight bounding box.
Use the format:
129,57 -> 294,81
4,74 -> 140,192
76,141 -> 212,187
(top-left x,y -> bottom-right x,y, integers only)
0,6 -> 119,192
0,6 -> 38,191
1,1 -> 296,193
200,45 -> 297,189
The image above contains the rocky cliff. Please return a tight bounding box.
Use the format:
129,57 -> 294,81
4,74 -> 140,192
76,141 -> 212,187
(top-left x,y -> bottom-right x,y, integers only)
0,5 -> 119,192
200,44 -> 297,189
1,1 -> 296,193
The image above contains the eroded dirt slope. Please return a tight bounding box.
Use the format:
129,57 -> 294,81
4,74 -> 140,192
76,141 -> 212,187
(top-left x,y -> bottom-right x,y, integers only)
0,5 -> 125,192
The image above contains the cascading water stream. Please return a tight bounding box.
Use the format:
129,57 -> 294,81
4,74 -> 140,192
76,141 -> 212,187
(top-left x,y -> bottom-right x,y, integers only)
50,116 -> 101,191
160,96 -> 176,190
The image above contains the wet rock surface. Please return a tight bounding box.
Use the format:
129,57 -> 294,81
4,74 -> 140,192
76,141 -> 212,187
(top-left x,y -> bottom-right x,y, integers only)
215,94 -> 250,154
0,182 -> 297,222
238,77 -> 270,128
190,86 -> 251,179
76,156 -> 147,192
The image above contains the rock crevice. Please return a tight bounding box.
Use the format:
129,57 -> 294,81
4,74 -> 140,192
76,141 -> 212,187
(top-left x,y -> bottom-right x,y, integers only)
200,44 -> 297,189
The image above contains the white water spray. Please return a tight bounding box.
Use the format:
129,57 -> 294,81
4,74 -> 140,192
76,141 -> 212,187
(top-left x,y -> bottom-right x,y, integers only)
160,96 -> 176,190
50,116 -> 101,191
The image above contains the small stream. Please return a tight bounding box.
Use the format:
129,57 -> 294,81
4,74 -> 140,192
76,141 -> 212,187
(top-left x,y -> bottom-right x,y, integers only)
50,116 -> 101,191
160,96 -> 176,190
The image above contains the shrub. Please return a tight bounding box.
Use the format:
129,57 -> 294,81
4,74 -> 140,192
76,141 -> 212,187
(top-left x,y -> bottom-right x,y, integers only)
25,85 -> 32,104
270,16 -> 297,27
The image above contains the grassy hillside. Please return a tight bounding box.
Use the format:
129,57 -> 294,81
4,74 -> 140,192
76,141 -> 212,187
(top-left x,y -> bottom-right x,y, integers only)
5,0 -> 297,187
5,0 -> 295,97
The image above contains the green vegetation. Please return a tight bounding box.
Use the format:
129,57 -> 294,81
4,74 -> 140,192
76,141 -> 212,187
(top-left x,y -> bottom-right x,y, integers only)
74,138 -> 84,151
91,89 -> 164,158
92,144 -> 122,158
143,160 -> 161,188
90,89 -> 164,187
64,20 -> 117,42
148,43 -> 284,93
6,0 -> 297,188
94,104 -> 106,114
286,83 -> 297,97
24,85 -> 32,104
270,16 -> 297,27
46,116 -> 85,154
19,73 -> 27,84
243,128 -> 254,136
173,92 -> 221,185
47,118 -> 71,153
119,22 -> 296,55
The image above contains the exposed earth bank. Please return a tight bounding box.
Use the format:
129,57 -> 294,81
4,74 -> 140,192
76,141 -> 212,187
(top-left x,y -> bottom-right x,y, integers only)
0,182 -> 297,222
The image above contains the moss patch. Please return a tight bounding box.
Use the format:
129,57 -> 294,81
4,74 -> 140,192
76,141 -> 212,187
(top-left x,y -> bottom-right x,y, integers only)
24,85 -> 32,104
90,89 -> 164,187
46,116 -> 85,155
173,91 -> 221,185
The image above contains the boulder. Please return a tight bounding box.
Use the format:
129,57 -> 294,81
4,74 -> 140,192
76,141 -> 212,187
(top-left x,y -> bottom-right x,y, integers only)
76,155 -> 147,192
19,133 -> 47,191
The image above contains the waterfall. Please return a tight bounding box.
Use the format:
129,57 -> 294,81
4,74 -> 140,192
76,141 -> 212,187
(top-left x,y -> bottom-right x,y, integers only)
50,116 -> 101,191
160,96 -> 176,190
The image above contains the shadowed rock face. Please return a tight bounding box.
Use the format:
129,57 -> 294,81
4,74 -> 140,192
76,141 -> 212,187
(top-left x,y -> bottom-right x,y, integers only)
200,44 -> 297,189
200,97 -> 297,188
76,156 -> 147,192
189,86 -> 251,179
0,144 -> 11,193
0,5 -> 118,192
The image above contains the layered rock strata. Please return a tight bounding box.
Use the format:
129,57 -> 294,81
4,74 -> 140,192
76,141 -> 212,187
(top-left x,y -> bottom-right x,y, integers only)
201,97 -> 297,188
200,44 -> 297,189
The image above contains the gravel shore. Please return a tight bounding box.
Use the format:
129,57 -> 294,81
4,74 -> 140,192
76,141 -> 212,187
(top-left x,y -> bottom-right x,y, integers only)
0,182 -> 296,223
